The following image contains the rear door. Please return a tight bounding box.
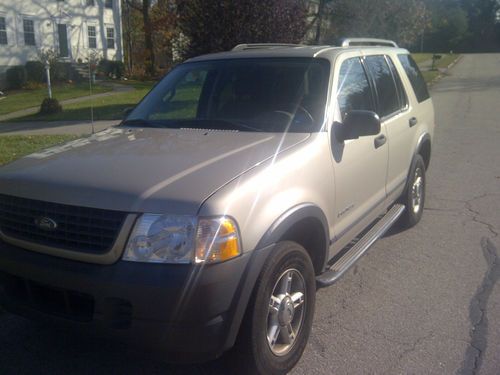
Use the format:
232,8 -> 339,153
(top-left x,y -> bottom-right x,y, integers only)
364,54 -> 413,202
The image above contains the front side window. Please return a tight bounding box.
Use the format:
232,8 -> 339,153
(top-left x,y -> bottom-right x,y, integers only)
125,58 -> 330,133
106,27 -> 114,49
0,17 -> 7,45
398,54 -> 430,103
337,57 -> 374,119
364,55 -> 400,118
88,26 -> 97,48
23,19 -> 35,46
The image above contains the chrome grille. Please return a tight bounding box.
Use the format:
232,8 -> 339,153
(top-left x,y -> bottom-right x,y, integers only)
0,194 -> 127,253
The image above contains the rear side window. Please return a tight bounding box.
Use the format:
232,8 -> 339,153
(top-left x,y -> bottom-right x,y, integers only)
337,57 -> 374,119
397,54 -> 430,103
364,55 -> 400,118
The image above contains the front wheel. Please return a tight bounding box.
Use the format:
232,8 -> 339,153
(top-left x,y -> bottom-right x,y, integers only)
234,241 -> 316,375
399,154 -> 426,228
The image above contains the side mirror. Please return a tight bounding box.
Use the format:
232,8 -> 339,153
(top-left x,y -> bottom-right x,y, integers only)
336,110 -> 381,142
123,107 -> 134,118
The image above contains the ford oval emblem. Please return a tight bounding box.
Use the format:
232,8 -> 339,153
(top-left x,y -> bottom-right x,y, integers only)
34,216 -> 58,231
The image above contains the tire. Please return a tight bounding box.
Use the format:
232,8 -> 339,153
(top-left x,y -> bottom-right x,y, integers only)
399,154 -> 426,228
233,241 -> 316,375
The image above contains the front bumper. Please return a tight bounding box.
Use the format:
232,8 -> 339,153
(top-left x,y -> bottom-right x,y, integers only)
0,239 -> 254,363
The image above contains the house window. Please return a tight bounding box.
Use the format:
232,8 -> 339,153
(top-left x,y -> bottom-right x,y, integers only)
23,19 -> 36,46
106,27 -> 114,49
86,0 -> 95,6
0,17 -> 7,45
105,0 -> 113,9
88,25 -> 97,48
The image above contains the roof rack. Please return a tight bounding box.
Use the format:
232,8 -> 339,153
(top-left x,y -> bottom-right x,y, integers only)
232,43 -> 303,51
341,38 -> 398,48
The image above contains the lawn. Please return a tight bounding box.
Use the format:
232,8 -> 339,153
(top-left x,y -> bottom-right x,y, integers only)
411,53 -> 434,64
10,82 -> 155,122
0,135 -> 77,165
422,70 -> 440,84
0,83 -> 112,116
433,53 -> 459,69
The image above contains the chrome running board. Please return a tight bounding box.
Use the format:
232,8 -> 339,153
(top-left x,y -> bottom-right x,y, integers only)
316,204 -> 405,288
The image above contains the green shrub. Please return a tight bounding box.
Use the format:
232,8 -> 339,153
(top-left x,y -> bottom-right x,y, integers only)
51,62 -> 73,82
23,81 -> 46,90
6,66 -> 27,89
25,61 -> 46,83
40,98 -> 62,114
98,60 -> 125,79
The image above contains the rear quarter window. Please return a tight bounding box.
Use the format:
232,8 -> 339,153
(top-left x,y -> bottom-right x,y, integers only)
397,54 -> 430,103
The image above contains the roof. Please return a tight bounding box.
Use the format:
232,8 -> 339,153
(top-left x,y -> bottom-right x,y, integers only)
185,43 -> 409,63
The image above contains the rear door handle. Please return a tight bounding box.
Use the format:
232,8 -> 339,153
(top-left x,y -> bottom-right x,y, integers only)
374,134 -> 386,149
409,117 -> 418,127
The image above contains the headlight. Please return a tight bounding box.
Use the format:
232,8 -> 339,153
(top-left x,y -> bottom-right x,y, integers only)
123,214 -> 241,264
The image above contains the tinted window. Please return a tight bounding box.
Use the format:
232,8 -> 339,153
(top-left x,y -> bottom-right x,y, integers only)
126,58 -> 330,132
365,55 -> 400,118
337,57 -> 374,119
386,56 -> 408,109
150,68 -> 208,120
398,54 -> 430,103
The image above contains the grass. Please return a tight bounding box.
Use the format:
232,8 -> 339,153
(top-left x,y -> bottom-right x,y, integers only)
433,53 -> 459,69
0,135 -> 77,165
10,82 -> 155,122
411,53 -> 434,64
422,70 -> 440,84
0,83 -> 112,116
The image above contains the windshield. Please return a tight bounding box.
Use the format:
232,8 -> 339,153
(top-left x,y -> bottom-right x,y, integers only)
124,58 -> 330,132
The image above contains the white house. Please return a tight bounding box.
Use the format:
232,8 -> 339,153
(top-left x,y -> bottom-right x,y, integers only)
0,0 -> 123,87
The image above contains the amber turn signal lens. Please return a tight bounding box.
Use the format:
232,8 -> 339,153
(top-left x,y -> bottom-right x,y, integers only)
195,217 -> 241,263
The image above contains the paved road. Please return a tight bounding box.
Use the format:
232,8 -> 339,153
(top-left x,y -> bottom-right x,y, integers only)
0,54 -> 499,374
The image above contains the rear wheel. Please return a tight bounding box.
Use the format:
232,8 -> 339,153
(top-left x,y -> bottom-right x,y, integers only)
234,241 -> 316,375
399,154 -> 426,228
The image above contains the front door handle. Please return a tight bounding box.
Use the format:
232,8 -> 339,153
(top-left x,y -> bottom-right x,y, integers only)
374,134 -> 386,149
409,117 -> 418,127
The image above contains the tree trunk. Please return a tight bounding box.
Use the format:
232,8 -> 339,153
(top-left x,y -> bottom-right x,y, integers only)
142,0 -> 155,76
315,0 -> 327,44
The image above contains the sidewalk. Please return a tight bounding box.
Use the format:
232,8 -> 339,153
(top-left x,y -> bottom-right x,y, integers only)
0,120 -> 119,135
0,82 -> 133,122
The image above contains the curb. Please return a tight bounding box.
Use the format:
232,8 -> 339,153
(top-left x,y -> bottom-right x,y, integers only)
427,54 -> 462,87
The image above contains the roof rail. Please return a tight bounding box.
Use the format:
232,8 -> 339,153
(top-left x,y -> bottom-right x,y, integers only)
232,43 -> 303,51
341,38 -> 398,48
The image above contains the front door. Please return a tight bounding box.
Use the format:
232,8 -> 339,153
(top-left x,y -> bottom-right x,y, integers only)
329,55 -> 389,255
57,24 -> 69,58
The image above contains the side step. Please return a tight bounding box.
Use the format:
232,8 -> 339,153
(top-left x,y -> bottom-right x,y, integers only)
316,204 -> 405,288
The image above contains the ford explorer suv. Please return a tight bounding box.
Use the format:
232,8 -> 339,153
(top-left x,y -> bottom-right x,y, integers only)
0,39 -> 434,374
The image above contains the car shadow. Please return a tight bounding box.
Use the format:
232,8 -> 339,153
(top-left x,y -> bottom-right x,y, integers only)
0,314 -> 234,375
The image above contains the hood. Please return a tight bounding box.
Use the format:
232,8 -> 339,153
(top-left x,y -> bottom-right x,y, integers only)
0,127 -> 310,214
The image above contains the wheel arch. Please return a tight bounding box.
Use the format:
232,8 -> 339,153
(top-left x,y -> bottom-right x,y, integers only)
222,203 -> 330,351
415,132 -> 431,170
256,203 -> 330,275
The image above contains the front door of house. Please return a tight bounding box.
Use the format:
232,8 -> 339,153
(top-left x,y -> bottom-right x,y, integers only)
57,24 -> 69,58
